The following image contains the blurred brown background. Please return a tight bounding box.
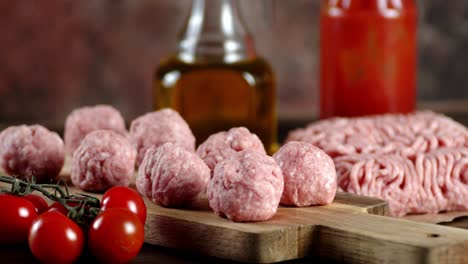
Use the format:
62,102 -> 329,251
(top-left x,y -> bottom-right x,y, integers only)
0,0 -> 467,130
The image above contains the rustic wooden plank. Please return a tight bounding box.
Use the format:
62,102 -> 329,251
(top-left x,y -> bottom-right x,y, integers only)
144,200 -> 468,263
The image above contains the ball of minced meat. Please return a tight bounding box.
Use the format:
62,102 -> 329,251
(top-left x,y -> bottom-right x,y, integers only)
130,108 -> 195,166
196,127 -> 266,172
64,105 -> 127,155
273,141 -> 337,207
208,149 -> 284,222
71,130 -> 136,192
136,143 -> 210,207
0,125 -> 65,182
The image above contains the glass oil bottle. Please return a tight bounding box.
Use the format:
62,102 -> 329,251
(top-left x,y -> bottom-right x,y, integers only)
154,0 -> 277,153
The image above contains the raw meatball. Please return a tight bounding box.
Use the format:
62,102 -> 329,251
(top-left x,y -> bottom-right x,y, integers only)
273,141 -> 337,206
0,125 -> 64,182
136,143 -> 210,207
64,105 -> 127,155
196,127 -> 266,171
208,149 -> 284,222
130,109 -> 195,166
71,130 -> 136,192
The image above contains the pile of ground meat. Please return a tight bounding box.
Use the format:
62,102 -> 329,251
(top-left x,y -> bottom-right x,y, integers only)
335,148 -> 468,216
288,111 -> 467,159
288,111 -> 468,216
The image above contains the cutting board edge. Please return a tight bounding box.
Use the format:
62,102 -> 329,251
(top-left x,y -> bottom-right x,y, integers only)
144,213 -> 312,263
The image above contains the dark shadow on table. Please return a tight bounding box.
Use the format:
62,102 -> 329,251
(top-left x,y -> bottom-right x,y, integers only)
0,242 -> 342,264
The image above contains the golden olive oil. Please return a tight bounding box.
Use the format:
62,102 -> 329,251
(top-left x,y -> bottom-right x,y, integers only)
154,56 -> 277,153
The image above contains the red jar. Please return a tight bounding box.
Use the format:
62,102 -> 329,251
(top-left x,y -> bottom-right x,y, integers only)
319,0 -> 418,118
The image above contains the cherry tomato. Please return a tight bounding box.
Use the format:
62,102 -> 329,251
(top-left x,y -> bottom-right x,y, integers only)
48,201 -> 69,215
88,208 -> 144,264
101,186 -> 147,225
47,201 -> 81,216
0,194 -> 38,244
29,211 -> 84,264
24,194 -> 49,214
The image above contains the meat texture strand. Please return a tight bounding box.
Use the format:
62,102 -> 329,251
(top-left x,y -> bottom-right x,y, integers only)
335,148 -> 468,216
287,111 -> 468,158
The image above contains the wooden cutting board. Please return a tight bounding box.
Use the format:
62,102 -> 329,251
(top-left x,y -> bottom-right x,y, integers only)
20,183 -> 467,264
142,196 -> 468,264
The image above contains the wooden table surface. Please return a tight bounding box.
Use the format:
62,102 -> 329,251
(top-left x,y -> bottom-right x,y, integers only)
0,243 -> 329,264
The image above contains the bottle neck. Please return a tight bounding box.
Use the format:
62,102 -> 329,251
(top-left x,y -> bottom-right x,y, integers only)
178,0 -> 256,63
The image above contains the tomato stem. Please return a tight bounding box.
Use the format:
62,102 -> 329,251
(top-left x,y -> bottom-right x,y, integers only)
0,175 -> 101,226
2,176 -> 69,200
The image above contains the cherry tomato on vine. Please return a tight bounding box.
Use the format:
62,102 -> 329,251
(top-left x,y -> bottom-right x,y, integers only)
29,211 -> 84,264
24,194 -> 49,214
48,201 -> 69,215
0,194 -> 38,244
101,186 -> 147,225
88,208 -> 144,264
47,201 -> 81,216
